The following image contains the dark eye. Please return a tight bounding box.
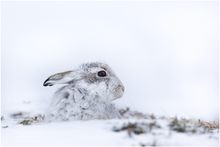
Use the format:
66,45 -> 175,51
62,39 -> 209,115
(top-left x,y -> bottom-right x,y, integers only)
97,70 -> 107,77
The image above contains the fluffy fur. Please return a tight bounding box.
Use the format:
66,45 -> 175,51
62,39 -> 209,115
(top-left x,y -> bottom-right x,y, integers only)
44,62 -> 125,121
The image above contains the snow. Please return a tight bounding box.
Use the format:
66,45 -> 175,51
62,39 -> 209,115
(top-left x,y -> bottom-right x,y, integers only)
2,118 -> 218,146
2,121 -> 120,146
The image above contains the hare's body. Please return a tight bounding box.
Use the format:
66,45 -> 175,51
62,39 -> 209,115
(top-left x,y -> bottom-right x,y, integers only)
47,85 -> 121,121
44,62 -> 124,121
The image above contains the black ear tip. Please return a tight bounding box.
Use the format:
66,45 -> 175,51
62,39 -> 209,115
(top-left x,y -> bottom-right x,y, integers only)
43,83 -> 52,86
43,78 -> 53,87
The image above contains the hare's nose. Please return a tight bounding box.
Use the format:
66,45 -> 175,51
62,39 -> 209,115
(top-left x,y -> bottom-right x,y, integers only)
117,84 -> 125,93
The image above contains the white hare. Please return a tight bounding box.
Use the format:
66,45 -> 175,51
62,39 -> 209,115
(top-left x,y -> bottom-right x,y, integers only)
43,62 -> 125,121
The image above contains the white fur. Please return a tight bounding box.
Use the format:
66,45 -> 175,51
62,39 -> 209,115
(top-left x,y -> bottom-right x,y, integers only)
44,62 -> 124,121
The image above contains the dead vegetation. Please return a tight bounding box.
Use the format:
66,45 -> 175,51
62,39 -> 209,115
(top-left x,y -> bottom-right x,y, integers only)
168,117 -> 219,134
113,121 -> 161,137
113,108 -> 219,141
18,115 -> 45,125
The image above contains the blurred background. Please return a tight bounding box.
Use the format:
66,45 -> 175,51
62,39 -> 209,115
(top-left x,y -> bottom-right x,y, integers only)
1,1 -> 219,121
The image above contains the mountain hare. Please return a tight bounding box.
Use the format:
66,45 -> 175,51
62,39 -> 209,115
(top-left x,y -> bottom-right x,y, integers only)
44,62 -> 125,121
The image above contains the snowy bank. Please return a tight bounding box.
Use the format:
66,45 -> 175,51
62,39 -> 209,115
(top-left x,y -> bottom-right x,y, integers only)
1,110 -> 219,146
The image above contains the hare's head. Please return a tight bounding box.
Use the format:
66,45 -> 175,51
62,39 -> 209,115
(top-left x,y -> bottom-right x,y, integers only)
43,62 -> 125,101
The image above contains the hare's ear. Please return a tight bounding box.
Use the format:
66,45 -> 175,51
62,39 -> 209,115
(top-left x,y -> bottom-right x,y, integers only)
43,70 -> 76,86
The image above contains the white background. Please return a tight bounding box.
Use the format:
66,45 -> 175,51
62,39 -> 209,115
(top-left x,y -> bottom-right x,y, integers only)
1,1 -> 219,120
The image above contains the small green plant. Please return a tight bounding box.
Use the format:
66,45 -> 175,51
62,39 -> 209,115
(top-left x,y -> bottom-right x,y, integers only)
18,114 -> 45,125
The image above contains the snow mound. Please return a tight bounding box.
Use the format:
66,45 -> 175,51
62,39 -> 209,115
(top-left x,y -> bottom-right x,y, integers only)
1,108 -> 219,146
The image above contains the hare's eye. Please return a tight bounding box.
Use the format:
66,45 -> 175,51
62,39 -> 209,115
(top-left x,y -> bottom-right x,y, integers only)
97,70 -> 107,77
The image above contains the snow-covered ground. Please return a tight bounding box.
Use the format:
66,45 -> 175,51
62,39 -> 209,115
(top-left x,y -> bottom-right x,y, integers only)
1,110 -> 219,146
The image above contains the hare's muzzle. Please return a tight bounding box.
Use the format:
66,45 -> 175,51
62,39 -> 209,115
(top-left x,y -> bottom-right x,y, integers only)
112,84 -> 125,100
